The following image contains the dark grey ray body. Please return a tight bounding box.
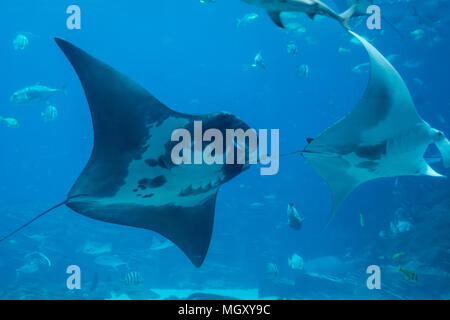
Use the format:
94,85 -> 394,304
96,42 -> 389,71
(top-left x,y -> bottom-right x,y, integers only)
55,38 -> 250,267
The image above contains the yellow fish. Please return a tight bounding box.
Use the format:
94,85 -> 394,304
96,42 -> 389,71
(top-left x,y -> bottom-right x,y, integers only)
392,252 -> 406,260
398,266 -> 418,281
359,213 -> 365,227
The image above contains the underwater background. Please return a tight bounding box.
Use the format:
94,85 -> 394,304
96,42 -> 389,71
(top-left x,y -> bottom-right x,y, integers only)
0,0 -> 449,300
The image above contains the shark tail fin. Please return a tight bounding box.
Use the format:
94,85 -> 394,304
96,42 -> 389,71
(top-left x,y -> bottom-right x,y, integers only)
267,11 -> 284,28
339,2 -> 358,30
436,137 -> 450,169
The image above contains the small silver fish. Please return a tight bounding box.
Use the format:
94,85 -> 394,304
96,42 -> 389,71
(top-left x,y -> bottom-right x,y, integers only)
266,263 -> 278,279
150,236 -> 174,251
41,104 -> 58,122
288,253 -> 304,270
287,41 -> 298,55
11,83 -> 67,105
0,116 -> 19,128
287,203 -> 304,230
296,64 -> 309,77
410,29 -> 424,40
237,13 -> 259,27
352,62 -> 369,73
13,33 -> 29,51
252,52 -> 266,69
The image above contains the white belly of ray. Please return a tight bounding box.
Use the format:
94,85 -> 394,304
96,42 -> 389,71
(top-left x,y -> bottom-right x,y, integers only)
345,128 -> 431,180
101,116 -> 225,207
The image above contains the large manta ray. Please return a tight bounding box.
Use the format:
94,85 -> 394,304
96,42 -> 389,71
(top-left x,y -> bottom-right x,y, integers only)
0,39 -> 251,267
302,31 -> 450,222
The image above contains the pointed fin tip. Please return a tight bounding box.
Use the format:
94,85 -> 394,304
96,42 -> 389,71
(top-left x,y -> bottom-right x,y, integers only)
425,165 -> 446,178
267,11 -> 284,28
54,37 -> 66,48
348,30 -> 361,42
348,31 -> 371,47
54,38 -> 80,56
191,255 -> 206,268
54,38 -> 74,55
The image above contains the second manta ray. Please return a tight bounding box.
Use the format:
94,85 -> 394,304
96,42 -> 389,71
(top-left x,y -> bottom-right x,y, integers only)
302,31 -> 450,223
0,39 -> 252,267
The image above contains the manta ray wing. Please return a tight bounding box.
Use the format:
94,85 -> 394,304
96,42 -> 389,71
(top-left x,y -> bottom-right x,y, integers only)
302,31 -> 446,221
308,32 -> 423,149
55,38 -> 249,267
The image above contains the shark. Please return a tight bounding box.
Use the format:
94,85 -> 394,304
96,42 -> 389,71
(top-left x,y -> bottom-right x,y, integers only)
301,31 -> 450,224
241,0 -> 358,29
0,38 -> 252,267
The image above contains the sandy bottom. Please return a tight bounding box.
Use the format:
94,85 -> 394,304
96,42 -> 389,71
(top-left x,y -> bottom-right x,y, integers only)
106,288 -> 278,300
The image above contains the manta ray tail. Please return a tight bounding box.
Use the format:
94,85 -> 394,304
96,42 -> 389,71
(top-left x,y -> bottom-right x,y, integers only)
0,200 -> 68,243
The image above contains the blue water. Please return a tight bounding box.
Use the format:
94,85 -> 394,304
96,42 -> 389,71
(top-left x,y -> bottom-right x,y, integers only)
1,0 -> 449,299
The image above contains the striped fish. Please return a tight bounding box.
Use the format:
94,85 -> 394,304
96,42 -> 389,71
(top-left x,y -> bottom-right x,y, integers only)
124,271 -> 143,285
